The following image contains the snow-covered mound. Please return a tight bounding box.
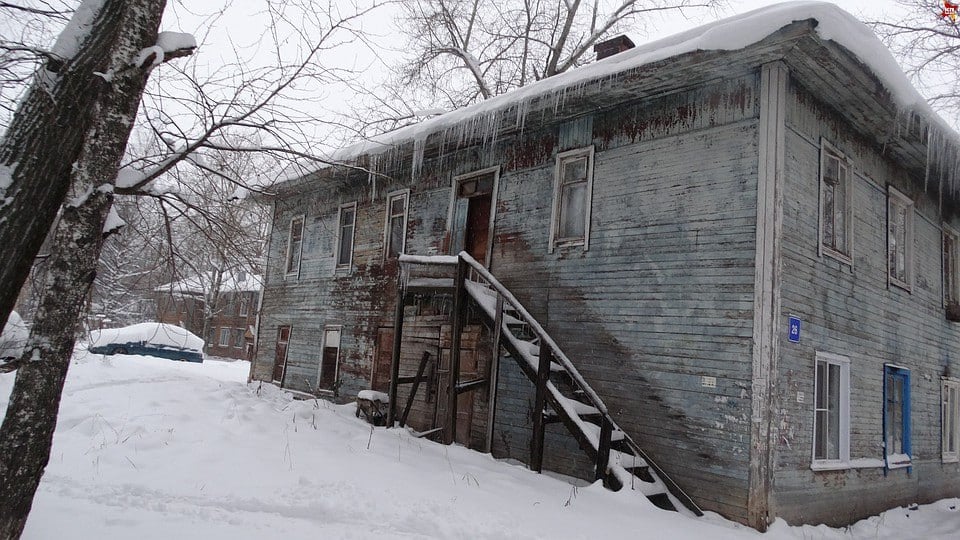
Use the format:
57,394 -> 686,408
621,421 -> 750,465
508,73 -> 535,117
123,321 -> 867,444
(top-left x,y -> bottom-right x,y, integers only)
88,322 -> 204,352
0,352 -> 956,538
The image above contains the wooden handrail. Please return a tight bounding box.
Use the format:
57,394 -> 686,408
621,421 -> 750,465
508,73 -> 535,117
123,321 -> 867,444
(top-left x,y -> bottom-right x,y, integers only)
453,251 -> 609,416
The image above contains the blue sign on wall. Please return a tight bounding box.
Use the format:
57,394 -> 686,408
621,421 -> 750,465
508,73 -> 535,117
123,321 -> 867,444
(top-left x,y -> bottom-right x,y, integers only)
788,316 -> 801,343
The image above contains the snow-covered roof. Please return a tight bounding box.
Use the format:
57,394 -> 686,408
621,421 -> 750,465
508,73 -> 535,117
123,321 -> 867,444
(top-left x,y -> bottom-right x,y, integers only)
155,271 -> 263,296
280,1 -> 951,185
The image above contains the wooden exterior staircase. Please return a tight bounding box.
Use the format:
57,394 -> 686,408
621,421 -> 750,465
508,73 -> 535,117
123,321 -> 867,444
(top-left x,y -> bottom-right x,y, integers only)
386,252 -> 702,517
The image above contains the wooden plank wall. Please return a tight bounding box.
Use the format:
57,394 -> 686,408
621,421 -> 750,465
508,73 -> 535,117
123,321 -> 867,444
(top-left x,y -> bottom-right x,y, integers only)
488,74 -> 762,522
251,72 -> 764,522
771,79 -> 960,525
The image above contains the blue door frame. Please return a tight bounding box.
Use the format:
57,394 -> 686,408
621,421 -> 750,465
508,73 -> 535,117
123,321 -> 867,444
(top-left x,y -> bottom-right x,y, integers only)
883,364 -> 911,472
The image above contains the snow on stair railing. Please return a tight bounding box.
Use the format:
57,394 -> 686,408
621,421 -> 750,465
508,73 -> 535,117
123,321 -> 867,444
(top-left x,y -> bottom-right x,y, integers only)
454,251 -> 608,416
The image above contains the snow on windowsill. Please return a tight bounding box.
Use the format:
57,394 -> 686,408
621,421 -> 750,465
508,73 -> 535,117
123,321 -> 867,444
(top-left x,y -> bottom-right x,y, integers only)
810,458 -> 885,471
886,453 -> 912,469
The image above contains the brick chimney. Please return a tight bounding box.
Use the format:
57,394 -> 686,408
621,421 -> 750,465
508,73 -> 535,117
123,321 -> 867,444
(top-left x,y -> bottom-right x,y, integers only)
593,35 -> 635,61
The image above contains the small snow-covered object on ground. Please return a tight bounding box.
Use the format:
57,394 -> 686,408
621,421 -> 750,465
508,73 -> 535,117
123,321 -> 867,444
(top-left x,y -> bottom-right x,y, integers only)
0,311 -> 28,361
357,390 -> 389,402
87,322 -> 204,363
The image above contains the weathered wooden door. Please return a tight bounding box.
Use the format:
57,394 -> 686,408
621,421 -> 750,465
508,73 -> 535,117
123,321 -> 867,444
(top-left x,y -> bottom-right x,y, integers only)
371,327 -> 394,392
450,170 -> 496,265
273,325 -> 291,383
435,324 -> 482,446
318,327 -> 341,391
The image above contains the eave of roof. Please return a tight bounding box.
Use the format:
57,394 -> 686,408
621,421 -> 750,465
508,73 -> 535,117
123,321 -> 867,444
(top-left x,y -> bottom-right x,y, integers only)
270,2 -> 959,207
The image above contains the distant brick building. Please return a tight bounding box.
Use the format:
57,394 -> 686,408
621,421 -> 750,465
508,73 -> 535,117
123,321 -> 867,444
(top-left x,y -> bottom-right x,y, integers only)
155,271 -> 262,361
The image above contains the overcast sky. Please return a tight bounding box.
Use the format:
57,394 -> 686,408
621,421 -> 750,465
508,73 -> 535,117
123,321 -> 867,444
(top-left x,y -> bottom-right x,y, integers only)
150,0 -> 932,159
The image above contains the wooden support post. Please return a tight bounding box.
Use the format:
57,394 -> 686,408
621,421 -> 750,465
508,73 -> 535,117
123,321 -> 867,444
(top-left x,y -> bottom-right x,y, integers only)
595,417 -> 613,483
445,257 -> 467,445
484,294 -> 504,453
399,351 -> 432,428
386,277 -> 406,427
530,340 -> 552,473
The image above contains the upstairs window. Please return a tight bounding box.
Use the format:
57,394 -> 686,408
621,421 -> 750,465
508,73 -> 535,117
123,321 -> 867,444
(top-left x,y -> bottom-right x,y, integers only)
944,227 -> 960,307
812,352 -> 850,469
884,365 -> 911,469
239,293 -> 250,317
888,187 -> 914,290
550,146 -> 595,251
384,191 -> 408,259
819,141 -> 852,263
943,378 -> 960,463
285,216 -> 304,276
336,203 -> 357,269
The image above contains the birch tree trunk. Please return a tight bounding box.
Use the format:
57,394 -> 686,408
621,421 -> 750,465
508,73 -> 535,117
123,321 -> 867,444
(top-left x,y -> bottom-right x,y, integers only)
0,0 -> 131,333
0,1 -> 170,537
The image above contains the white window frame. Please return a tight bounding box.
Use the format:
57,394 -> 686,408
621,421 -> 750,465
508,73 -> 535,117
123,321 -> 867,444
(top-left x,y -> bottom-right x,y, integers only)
818,140 -> 853,265
383,190 -> 409,260
549,146 -> 595,252
943,378 -> 960,463
218,327 -> 230,347
811,351 -> 851,470
318,325 -> 342,392
233,328 -> 244,349
284,215 -> 305,277
944,225 -> 960,307
445,167 -> 500,265
335,202 -> 357,271
239,292 -> 250,317
887,186 -> 915,292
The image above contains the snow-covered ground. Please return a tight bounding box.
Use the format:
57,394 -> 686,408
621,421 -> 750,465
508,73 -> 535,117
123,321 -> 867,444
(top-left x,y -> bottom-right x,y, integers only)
1,353 -> 957,539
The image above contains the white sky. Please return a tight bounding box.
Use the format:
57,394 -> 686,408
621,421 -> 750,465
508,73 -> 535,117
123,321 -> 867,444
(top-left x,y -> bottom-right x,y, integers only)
141,1 -> 945,167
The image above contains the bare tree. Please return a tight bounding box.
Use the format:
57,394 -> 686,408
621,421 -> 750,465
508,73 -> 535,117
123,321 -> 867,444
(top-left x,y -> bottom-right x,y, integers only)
0,2 -> 193,535
0,1 -> 381,535
871,0 -> 960,127
357,0 -> 717,130
150,145 -> 271,350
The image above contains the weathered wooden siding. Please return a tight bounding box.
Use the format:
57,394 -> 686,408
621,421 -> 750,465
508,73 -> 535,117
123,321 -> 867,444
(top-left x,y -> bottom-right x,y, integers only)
486,74 -> 762,522
771,79 -> 960,525
252,72 -> 764,522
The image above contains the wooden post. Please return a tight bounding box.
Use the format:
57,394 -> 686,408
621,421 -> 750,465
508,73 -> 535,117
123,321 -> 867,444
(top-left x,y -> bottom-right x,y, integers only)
530,340 -> 551,472
386,275 -> 406,427
399,351 -> 431,427
445,257 -> 467,445
484,294 -> 504,453
595,417 -> 613,483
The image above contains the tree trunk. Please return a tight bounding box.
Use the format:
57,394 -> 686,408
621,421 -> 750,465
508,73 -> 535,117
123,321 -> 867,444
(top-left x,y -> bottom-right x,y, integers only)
0,0 -> 133,332
0,1 -> 168,536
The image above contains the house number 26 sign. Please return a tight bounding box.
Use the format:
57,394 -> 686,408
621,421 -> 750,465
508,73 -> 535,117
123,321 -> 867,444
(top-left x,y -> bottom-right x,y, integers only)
788,316 -> 801,343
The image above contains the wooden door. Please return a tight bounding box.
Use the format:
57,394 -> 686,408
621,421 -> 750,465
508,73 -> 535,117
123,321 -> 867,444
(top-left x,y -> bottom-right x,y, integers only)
273,326 -> 291,383
465,194 -> 492,263
372,327 -> 394,392
450,171 -> 495,266
318,327 -> 340,390
435,325 -> 481,446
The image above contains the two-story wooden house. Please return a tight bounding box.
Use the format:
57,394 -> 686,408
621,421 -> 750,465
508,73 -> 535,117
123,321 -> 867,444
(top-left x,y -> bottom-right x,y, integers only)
156,271 -> 262,360
250,3 -> 960,529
